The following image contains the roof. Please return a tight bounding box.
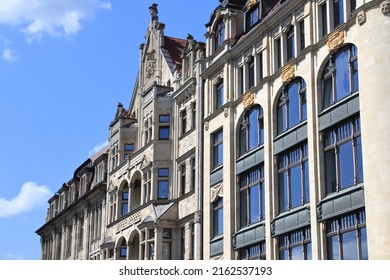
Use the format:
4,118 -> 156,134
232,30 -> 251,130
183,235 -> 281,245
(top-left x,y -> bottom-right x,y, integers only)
90,145 -> 109,163
163,36 -> 186,65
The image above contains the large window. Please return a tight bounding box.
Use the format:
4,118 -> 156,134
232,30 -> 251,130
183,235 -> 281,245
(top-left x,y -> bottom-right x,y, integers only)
239,165 -> 265,228
327,209 -> 368,260
215,18 -> 225,50
239,105 -> 264,156
213,129 -> 223,168
215,79 -> 224,110
323,116 -> 363,194
322,45 -> 358,110
278,143 -> 310,212
245,2 -> 260,31
213,197 -> 223,237
180,109 -> 187,136
277,78 -> 307,135
333,0 -> 344,28
239,242 -> 266,260
158,168 -> 169,199
279,227 -> 312,260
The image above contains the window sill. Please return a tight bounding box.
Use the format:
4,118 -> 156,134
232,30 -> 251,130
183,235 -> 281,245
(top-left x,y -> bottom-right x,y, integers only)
274,120 -> 308,142
319,91 -> 359,117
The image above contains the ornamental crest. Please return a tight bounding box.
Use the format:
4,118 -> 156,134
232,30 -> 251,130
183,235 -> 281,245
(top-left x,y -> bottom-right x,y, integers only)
242,92 -> 255,109
211,183 -> 223,202
281,65 -> 295,84
327,31 -> 345,52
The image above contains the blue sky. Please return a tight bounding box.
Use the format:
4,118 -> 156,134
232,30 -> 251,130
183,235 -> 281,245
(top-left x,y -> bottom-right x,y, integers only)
0,0 -> 217,260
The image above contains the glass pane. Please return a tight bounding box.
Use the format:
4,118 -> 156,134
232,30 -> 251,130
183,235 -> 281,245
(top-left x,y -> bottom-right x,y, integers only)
214,208 -> 223,236
249,185 -> 260,224
335,50 -> 350,101
214,143 -> 223,167
158,180 -> 169,199
352,59 -> 359,92
301,91 -> 307,121
342,231 -> 358,260
333,0 -> 344,27
277,104 -> 286,134
306,243 -> 312,260
291,245 -> 304,260
356,136 -> 364,183
339,141 -> 354,189
328,235 -> 339,260
159,115 -> 170,123
121,203 -> 128,215
279,172 -> 288,212
239,126 -> 246,156
248,109 -> 259,150
240,190 -> 248,228
159,126 -> 170,139
260,182 -> 265,220
288,81 -> 300,128
158,168 -> 169,177
323,76 -> 333,109
280,249 -> 289,260
303,161 -> 310,203
325,150 -> 337,194
360,227 -> 368,260
290,165 -> 302,208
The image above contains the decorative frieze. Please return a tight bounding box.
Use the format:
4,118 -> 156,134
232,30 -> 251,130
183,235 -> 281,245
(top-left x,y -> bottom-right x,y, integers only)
116,211 -> 141,232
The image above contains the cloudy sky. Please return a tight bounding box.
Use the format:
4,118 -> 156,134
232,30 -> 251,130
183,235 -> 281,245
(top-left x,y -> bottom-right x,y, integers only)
0,0 -> 217,260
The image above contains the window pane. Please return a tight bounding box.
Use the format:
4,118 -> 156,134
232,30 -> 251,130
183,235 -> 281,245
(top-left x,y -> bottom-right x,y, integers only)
301,91 -> 307,121
214,143 -> 223,167
158,168 -> 169,177
260,182 -> 265,220
335,50 -> 350,101
124,144 -> 134,151
360,227 -> 368,260
279,172 -> 288,212
356,136 -> 364,183
159,126 -> 170,139
277,104 -> 286,134
323,76 -> 333,109
280,249 -> 289,260
239,125 -> 246,156
328,235 -> 340,260
325,150 -> 337,194
339,141 -> 354,189
291,245 -> 304,260
306,243 -> 312,260
352,59 -> 359,92
303,161 -> 310,203
342,231 -> 358,260
248,109 -> 259,150
121,203 -> 128,215
159,115 -> 170,123
288,81 -> 300,128
240,190 -> 248,228
214,208 -> 223,236
333,0 -> 344,27
249,185 -> 260,224
290,165 -> 302,208
158,180 -> 169,199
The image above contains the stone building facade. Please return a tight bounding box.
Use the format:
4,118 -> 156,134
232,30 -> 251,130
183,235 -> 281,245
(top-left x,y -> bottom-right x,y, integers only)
37,0 -> 390,260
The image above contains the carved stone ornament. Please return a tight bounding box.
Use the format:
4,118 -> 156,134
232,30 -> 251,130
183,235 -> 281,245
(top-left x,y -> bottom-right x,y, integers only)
357,11 -> 366,25
281,65 -> 295,84
211,183 -> 223,202
381,1 -> 390,14
246,0 -> 258,10
327,31 -> 345,52
194,211 -> 202,224
224,107 -> 229,117
242,92 -> 255,109
204,121 -> 209,131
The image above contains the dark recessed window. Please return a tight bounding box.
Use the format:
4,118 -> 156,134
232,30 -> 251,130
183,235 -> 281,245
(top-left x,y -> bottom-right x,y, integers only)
245,3 -> 260,31
248,56 -> 255,89
159,126 -> 170,140
286,26 -> 295,61
215,18 -> 225,50
213,129 -> 223,168
124,144 -> 134,151
158,180 -> 169,199
213,197 -> 223,237
158,168 -> 169,177
333,0 -> 344,28
215,80 -> 224,110
239,105 -> 264,156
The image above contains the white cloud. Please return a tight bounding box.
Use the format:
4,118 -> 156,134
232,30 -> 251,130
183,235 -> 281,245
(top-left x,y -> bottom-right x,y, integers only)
2,47 -> 19,61
0,0 -> 112,41
89,140 -> 109,157
0,182 -> 51,218
4,253 -> 25,260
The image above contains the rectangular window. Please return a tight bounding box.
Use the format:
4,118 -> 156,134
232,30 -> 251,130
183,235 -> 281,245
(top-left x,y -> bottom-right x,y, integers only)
124,144 -> 134,151
213,197 -> 223,237
333,0 -> 344,28
275,38 -> 282,70
159,114 -> 170,123
212,129 -> 223,168
299,20 -> 305,52
191,102 -> 196,129
321,3 -> 328,37
326,209 -> 367,260
323,116 -> 363,194
181,109 -> 187,135
258,52 -> 263,81
158,180 -> 169,199
121,191 -> 128,216
159,126 -> 170,140
191,158 -> 195,191
238,66 -> 244,96
180,164 -> 186,195
239,242 -> 266,260
278,143 -> 309,213
245,3 -> 260,31
158,168 -> 169,177
279,227 -> 312,260
286,26 -> 295,61
248,57 -> 255,89
215,80 -> 224,110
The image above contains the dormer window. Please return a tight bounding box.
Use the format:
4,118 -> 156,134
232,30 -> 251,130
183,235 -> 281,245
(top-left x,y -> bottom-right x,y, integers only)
245,2 -> 260,31
215,18 -> 225,50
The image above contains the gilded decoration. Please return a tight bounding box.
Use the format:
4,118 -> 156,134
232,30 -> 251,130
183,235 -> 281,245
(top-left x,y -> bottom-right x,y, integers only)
281,65 -> 295,84
246,0 -> 258,10
327,31 -> 345,52
242,92 -> 255,109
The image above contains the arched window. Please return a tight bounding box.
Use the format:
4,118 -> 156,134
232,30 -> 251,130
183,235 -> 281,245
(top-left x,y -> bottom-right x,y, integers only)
239,105 -> 264,156
277,78 -> 307,135
322,44 -> 358,110
215,18 -> 225,50
119,239 -> 127,259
